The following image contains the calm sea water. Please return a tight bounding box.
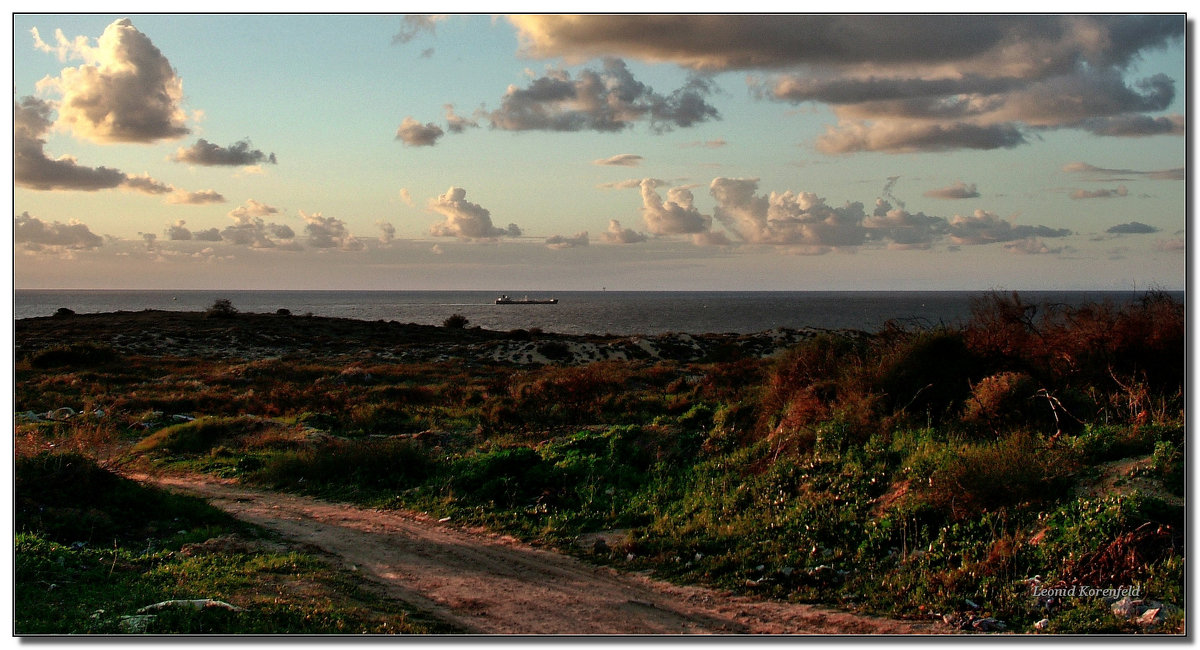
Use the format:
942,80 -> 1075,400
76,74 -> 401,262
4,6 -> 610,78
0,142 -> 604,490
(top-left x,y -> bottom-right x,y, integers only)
12,290 -> 1178,336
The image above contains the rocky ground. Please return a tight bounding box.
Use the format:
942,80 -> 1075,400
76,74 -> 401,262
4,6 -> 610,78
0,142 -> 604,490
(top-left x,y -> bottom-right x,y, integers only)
15,309 -> 869,366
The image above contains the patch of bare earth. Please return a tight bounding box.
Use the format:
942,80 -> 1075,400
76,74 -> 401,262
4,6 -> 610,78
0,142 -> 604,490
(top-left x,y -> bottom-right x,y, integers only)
135,472 -> 940,635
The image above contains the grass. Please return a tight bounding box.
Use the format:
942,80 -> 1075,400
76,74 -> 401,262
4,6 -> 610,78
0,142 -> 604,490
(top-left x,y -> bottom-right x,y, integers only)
14,291 -> 1186,634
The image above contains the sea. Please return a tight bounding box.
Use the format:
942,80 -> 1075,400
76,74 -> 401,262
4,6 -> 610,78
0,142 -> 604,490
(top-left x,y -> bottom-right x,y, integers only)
11,289 -> 1181,337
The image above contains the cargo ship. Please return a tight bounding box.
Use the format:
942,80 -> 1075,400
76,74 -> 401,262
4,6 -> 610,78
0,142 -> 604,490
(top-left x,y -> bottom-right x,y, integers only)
496,294 -> 558,305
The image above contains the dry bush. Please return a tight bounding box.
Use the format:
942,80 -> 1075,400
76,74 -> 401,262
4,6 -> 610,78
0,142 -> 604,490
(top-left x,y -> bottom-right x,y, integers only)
871,328 -> 984,425
964,290 -> 1184,400
959,371 -> 1064,434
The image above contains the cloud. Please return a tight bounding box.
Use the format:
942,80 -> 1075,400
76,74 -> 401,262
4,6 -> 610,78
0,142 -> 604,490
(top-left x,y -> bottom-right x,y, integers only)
167,189 -> 226,205
486,58 -> 719,134
1070,185 -> 1128,200
166,219 -> 192,240
303,211 -> 363,251
598,177 -> 663,190
230,198 -> 280,221
924,181 -> 980,200
709,177 -> 870,248
600,219 -> 647,244
120,173 -> 173,195
396,116 -> 445,147
173,139 -> 276,166
14,211 -> 104,251
1063,162 -> 1185,181
221,199 -> 293,248
640,179 -> 712,236
594,153 -> 644,167
546,232 -> 589,249
1106,221 -> 1159,234
1080,113 -> 1185,137
377,219 -> 396,244
1153,238 -> 1185,252
14,96 -> 127,191
393,15 -> 444,44
33,18 -> 189,143
511,15 -> 1181,73
692,230 -> 734,247
429,187 -> 522,240
681,138 -> 727,148
862,201 -> 948,250
947,209 -> 1071,245
510,16 -> 1183,154
816,120 -> 1027,154
399,188 -> 414,205
166,220 -> 221,242
1004,238 -> 1065,255
444,104 -> 480,133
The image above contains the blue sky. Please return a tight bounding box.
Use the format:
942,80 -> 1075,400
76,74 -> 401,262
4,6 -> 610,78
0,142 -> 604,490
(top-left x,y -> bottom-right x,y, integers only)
10,13 -> 1188,290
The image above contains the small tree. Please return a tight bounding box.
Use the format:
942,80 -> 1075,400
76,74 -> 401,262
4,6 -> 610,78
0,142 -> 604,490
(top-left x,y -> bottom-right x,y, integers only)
205,298 -> 238,319
443,313 -> 469,329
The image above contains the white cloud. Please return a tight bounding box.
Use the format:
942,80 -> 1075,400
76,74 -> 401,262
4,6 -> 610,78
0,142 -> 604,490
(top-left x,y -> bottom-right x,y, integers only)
429,187 -> 522,240
33,18 -> 190,143
640,179 -> 711,236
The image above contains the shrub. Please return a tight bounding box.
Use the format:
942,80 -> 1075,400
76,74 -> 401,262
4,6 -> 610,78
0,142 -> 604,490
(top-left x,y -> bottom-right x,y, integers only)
960,371 -> 1045,432
133,416 -> 269,455
443,313 -> 469,329
205,299 -> 238,319
873,329 -> 984,424
451,447 -> 556,506
253,438 -> 436,492
275,308 -> 292,316
910,431 -> 1076,519
29,342 -> 118,369
15,451 -> 232,544
52,307 -> 75,318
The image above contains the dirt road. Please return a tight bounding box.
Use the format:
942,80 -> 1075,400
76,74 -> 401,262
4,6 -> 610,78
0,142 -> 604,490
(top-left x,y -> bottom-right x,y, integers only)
141,473 -> 940,635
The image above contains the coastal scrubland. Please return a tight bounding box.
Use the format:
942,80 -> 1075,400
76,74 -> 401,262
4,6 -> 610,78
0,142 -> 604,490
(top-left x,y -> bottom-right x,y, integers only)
14,291 -> 1185,634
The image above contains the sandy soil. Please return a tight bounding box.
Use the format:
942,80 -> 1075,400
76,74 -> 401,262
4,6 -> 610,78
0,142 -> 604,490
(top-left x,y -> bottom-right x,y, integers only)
137,472 -> 941,635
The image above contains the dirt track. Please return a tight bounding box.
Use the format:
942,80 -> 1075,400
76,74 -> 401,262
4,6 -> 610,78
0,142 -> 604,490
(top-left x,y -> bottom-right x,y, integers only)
140,473 -> 940,635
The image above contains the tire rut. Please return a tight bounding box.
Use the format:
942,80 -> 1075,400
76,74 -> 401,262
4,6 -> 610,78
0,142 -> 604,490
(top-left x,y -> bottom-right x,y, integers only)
137,473 -> 939,635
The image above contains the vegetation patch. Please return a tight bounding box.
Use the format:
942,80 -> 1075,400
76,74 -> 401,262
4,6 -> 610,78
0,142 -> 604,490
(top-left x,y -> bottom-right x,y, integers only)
14,291 -> 1186,634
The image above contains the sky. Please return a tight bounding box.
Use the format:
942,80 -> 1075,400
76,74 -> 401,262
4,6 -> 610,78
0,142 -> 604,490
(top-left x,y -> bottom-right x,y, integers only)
9,13 -> 1189,291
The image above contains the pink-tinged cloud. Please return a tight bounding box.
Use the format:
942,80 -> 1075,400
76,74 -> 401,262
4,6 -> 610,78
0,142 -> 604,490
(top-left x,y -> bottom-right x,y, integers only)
33,18 -> 189,144
396,116 -> 445,147
924,181 -> 980,200
594,153 -> 644,166
947,210 -> 1071,245
303,211 -> 364,251
221,199 -> 292,248
174,139 -> 276,166
14,96 -> 126,191
510,15 -> 1183,153
640,179 -> 712,235
15,211 -> 104,250
600,219 -> 647,244
1070,186 -> 1129,200
487,58 -> 718,134
429,187 -> 522,240
167,189 -> 226,205
546,232 -> 589,249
